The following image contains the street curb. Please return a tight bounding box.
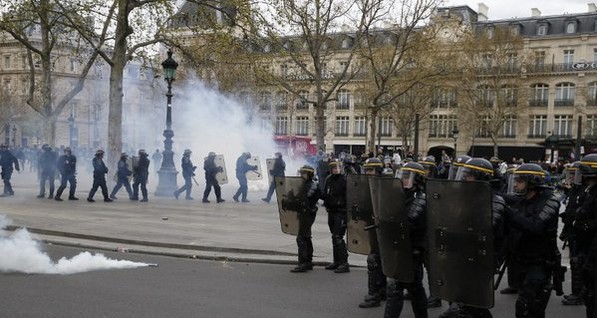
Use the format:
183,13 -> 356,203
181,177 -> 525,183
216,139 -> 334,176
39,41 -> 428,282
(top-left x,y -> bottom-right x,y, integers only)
5,225 -> 296,257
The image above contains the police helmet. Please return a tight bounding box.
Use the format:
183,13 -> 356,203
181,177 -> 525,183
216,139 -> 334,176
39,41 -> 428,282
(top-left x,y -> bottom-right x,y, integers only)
64,147 -> 72,154
507,163 -> 547,194
95,149 -> 105,156
579,154 -> 597,178
448,155 -> 472,180
396,162 -> 427,189
298,165 -> 315,178
418,156 -> 437,178
184,149 -> 192,156
363,157 -> 383,175
329,159 -> 344,174
121,152 -> 128,158
564,161 -> 582,185
455,158 -> 494,181
208,152 -> 216,157
275,152 -> 282,158
138,149 -> 147,156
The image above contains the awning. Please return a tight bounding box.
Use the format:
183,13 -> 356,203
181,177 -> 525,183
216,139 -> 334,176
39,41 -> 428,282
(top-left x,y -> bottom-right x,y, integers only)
467,145 -> 545,162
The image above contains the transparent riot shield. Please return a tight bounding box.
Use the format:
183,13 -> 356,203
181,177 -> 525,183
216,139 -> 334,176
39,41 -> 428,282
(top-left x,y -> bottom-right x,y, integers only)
346,174 -> 373,255
426,179 -> 495,308
266,158 -> 275,184
246,156 -> 263,180
369,177 -> 414,283
274,176 -> 305,235
214,154 -> 228,185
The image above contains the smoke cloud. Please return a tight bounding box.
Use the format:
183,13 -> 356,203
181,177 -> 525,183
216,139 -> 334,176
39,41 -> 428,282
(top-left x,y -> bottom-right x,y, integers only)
0,215 -> 151,275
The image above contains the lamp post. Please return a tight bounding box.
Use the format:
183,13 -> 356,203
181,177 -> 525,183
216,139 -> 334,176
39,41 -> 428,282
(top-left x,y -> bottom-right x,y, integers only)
155,50 -> 179,196
68,114 -> 75,148
452,127 -> 459,158
11,125 -> 17,147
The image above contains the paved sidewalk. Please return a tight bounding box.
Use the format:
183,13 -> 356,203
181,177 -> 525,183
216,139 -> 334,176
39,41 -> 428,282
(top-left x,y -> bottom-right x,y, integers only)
0,171 -> 367,267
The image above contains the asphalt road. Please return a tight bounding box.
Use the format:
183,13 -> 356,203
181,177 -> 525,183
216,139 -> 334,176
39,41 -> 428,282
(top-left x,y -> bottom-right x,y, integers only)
0,245 -> 586,318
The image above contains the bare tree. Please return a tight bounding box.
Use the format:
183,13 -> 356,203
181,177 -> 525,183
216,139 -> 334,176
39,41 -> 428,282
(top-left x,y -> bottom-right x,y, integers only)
455,25 -> 533,157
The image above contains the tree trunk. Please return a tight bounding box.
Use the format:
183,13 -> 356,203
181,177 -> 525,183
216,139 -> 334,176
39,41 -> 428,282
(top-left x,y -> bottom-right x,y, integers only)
315,103 -> 325,152
368,109 -> 378,154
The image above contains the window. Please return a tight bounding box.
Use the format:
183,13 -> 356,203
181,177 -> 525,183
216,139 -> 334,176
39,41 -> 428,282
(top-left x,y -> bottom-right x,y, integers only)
476,116 -> 491,138
587,115 -> 597,137
2,79 -> 11,92
537,24 -> 547,36
506,53 -> 518,71
564,49 -> 574,66
70,59 -> 78,72
275,116 -> 288,135
588,82 -> 597,106
335,116 -> 349,136
501,86 -> 518,106
259,92 -> 272,111
477,85 -> 495,107
554,115 -> 573,137
528,115 -> 547,138
555,82 -> 575,106
486,26 -> 494,39
533,51 -> 545,71
275,91 -> 288,111
481,54 -> 492,69
259,117 -> 270,132
594,48 -> 597,63
428,115 -> 457,138
296,116 -> 309,135
3,56 -> 10,69
500,115 -> 517,138
432,89 -> 457,108
354,117 -> 367,136
379,117 -> 393,136
566,22 -> 576,34
530,83 -> 549,106
296,91 -> 309,109
280,64 -> 288,77
337,89 -> 351,109
341,38 -> 352,49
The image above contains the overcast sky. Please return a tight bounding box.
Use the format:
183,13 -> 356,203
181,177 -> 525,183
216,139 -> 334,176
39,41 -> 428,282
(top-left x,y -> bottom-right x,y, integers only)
444,0 -> 595,20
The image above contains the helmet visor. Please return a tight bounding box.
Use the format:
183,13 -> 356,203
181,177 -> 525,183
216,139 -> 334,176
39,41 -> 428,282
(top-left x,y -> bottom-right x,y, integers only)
454,166 -> 476,181
396,169 -> 416,189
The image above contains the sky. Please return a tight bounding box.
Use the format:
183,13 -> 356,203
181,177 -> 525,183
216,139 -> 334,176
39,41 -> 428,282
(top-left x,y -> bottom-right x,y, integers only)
444,0 -> 594,20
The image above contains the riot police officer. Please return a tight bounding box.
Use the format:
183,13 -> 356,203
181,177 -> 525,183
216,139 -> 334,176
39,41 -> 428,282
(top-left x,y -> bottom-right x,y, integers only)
291,165 -> 320,273
87,149 -> 112,202
559,161 -> 585,306
0,144 -> 20,196
37,144 -> 57,199
360,157 -> 387,308
233,152 -> 258,203
55,147 -> 78,201
110,152 -> 133,200
262,152 -> 285,203
572,154 -> 597,315
174,149 -> 196,200
447,155 -> 471,180
384,162 -> 429,318
132,149 -> 150,202
322,159 -> 349,273
439,157 -> 507,318
202,152 -> 225,203
504,163 -> 560,317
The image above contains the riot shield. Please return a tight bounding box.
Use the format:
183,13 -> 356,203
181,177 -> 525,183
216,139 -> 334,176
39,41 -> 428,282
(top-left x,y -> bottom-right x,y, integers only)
346,174 -> 373,255
214,154 -> 228,185
246,156 -> 263,180
426,179 -> 494,308
274,176 -> 305,235
266,158 -> 275,184
369,177 -> 413,283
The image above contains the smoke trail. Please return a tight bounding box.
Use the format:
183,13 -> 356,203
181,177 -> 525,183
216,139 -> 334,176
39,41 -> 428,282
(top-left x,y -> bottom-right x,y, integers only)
0,215 -> 151,275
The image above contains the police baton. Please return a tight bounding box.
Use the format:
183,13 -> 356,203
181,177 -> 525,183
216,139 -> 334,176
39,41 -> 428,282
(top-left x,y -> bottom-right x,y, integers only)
494,259 -> 508,291
192,176 -> 200,186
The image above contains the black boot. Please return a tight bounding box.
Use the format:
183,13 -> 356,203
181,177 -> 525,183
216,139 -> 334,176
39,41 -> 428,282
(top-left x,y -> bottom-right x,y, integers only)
290,263 -> 313,273
334,263 -> 350,273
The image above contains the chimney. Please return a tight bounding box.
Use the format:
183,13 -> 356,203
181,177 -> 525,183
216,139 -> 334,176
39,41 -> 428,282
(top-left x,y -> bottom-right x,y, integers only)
589,3 -> 597,12
477,3 -> 489,22
531,8 -> 541,17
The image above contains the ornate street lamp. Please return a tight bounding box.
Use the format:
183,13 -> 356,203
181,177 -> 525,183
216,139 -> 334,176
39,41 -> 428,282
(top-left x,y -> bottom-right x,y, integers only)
155,50 -> 179,196
11,125 -> 17,147
68,114 -> 75,148
452,127 -> 459,157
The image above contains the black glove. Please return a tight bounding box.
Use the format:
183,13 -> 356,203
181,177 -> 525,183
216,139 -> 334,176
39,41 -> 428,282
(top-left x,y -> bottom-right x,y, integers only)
192,166 -> 197,171
218,166 -> 224,173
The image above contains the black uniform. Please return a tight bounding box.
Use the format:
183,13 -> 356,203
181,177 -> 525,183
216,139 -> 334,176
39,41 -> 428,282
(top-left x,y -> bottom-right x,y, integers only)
0,147 -> 20,196
505,189 -> 560,318
38,147 -> 57,198
291,176 -> 320,272
322,173 -> 349,271
560,183 -> 587,304
55,152 -> 77,200
175,154 -> 196,200
233,153 -> 257,202
263,156 -> 285,203
203,154 -> 224,203
132,154 -> 150,202
576,184 -> 597,315
88,155 -> 110,202
384,188 -> 428,318
110,157 -> 133,199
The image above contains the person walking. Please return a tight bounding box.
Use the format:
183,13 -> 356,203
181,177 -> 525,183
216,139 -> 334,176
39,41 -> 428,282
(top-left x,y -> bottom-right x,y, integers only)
87,149 -> 112,203
109,152 -> 133,200
233,152 -> 258,203
174,149 -> 196,200
132,149 -> 150,202
55,147 -> 78,201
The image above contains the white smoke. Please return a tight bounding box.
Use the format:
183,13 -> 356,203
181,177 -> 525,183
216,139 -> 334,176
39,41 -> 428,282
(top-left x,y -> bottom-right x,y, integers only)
169,80 -> 311,191
0,215 -> 151,275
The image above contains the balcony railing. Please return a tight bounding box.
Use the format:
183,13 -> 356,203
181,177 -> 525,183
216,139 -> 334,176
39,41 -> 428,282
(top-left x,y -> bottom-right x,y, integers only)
554,99 -> 575,107
498,134 -> 517,138
335,132 -> 349,137
586,98 -> 597,107
431,101 -> 458,108
527,134 -> 547,138
259,105 -> 271,111
528,99 -> 548,107
353,131 -> 367,137
336,102 -> 350,110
